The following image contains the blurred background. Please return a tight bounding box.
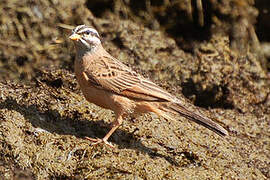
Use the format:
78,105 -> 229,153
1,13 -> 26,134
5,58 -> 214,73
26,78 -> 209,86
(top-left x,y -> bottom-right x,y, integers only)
0,0 -> 269,82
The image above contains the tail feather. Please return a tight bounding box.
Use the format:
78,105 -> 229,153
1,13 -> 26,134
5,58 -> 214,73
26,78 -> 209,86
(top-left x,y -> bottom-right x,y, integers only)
159,102 -> 228,137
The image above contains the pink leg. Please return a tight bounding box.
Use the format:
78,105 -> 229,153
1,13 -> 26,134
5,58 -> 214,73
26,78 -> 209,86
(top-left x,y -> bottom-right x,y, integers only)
85,115 -> 123,148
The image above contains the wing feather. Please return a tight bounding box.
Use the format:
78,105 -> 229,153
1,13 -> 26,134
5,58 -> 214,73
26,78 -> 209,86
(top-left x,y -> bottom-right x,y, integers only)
84,55 -> 176,102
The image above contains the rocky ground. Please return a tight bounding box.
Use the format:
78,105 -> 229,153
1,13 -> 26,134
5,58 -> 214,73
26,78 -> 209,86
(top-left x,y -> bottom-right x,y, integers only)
0,0 -> 269,179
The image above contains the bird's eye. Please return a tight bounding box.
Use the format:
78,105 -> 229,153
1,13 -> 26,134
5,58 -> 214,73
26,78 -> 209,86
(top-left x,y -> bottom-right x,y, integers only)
85,30 -> 91,35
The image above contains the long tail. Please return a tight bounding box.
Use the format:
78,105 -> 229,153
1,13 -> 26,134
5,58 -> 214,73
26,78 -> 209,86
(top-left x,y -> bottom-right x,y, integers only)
157,102 -> 228,137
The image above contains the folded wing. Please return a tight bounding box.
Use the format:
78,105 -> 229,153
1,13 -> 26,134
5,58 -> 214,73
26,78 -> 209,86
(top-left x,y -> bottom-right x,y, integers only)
83,55 -> 177,102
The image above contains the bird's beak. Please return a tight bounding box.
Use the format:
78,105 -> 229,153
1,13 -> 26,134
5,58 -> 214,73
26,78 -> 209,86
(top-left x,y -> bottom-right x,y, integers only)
69,33 -> 81,41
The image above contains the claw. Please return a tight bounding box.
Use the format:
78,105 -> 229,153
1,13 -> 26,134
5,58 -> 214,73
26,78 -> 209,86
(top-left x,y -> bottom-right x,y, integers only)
85,137 -> 100,142
85,137 -> 115,148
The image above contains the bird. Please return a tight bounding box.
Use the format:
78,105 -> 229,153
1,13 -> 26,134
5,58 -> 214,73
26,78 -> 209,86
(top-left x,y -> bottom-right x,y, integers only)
69,25 -> 228,147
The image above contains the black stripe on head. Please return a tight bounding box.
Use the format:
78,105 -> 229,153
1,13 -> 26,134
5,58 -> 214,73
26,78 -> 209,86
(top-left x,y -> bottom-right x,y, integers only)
78,27 -> 100,39
73,25 -> 86,33
72,25 -> 100,40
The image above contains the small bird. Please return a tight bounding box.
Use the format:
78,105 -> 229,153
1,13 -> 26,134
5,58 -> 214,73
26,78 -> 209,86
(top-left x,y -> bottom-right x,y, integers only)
69,25 -> 228,147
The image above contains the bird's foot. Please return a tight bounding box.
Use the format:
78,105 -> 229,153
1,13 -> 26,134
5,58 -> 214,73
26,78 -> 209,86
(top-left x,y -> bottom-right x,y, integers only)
85,137 -> 114,148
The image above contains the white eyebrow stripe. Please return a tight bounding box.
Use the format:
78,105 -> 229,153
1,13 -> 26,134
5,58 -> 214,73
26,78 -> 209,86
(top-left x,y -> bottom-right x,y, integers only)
73,24 -> 86,33
77,27 -> 99,35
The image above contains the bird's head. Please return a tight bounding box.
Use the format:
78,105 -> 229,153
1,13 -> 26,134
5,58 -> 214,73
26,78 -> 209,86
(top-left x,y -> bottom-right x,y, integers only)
69,25 -> 101,51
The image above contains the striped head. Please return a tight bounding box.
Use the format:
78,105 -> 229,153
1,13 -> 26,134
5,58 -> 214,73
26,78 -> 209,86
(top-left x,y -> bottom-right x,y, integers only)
69,25 -> 101,50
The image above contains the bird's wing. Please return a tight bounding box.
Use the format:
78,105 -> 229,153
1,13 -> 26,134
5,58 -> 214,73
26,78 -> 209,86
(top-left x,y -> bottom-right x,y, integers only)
83,55 -> 177,102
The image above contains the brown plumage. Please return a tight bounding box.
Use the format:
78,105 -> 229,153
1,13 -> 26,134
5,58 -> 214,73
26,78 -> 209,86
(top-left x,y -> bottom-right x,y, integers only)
69,25 -> 228,147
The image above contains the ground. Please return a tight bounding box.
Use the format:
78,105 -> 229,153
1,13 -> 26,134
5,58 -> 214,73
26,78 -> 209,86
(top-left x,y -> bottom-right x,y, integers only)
0,0 -> 269,179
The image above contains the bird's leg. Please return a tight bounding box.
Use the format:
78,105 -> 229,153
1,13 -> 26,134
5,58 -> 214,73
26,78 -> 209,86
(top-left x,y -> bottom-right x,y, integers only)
85,115 -> 123,148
